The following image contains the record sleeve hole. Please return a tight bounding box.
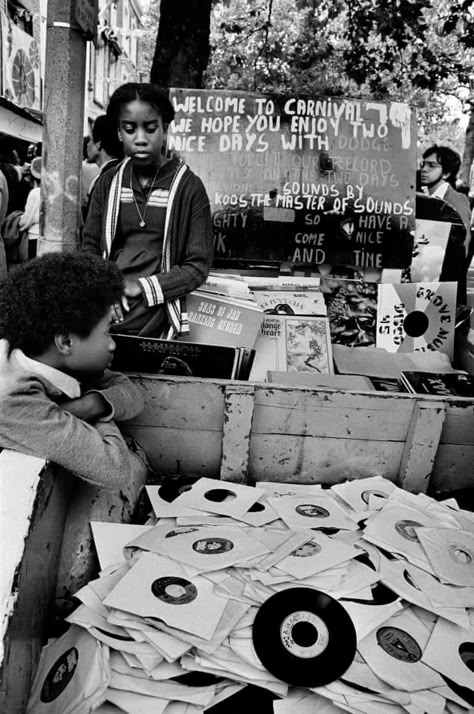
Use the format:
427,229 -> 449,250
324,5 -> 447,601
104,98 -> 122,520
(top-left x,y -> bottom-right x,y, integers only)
292,621 -> 318,647
204,488 -> 237,502
178,484 -> 193,495
451,547 -> 472,564
95,627 -> 134,641
361,489 -> 388,505
459,643 -> 474,672
158,479 -> 194,503
248,502 -> 265,512
403,310 -> 429,338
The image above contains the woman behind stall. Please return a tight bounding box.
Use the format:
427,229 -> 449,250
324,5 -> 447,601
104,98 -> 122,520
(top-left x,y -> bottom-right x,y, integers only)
81,82 -> 213,338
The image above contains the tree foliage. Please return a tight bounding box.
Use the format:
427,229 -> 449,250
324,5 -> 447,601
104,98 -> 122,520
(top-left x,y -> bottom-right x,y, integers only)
205,0 -> 473,99
344,0 -> 473,94
206,0 -> 350,95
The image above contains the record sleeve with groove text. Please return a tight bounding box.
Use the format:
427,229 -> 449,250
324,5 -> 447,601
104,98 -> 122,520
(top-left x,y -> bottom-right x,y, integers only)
376,281 -> 456,358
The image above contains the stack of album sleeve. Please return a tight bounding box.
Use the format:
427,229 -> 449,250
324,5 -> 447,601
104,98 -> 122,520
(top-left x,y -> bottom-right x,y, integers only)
27,474 -> 474,714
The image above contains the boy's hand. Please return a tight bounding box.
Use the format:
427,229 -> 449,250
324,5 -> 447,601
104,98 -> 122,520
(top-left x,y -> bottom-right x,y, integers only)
59,392 -> 110,423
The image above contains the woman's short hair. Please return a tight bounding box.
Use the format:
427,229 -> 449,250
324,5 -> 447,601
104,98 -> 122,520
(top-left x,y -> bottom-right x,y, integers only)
92,114 -> 123,159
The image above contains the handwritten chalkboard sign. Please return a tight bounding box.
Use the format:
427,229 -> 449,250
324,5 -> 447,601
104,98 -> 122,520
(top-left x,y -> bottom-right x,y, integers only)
168,89 -> 416,270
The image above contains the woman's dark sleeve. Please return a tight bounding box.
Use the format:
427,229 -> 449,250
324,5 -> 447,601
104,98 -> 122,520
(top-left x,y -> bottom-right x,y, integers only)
81,175 -> 108,255
138,176 -> 213,305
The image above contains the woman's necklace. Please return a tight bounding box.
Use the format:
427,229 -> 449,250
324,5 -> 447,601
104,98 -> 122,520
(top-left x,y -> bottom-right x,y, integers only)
131,165 -> 161,228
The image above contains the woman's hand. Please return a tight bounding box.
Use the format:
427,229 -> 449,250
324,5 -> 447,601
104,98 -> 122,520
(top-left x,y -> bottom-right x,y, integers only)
124,279 -> 142,298
111,294 -> 131,323
111,281 -> 139,323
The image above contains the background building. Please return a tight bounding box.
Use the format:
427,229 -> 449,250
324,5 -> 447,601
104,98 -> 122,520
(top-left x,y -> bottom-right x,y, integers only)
84,0 -> 144,134
0,0 -> 144,156
0,0 -> 43,152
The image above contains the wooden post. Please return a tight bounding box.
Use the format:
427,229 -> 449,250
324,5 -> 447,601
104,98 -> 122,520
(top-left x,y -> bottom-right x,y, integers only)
0,454 -> 72,713
399,400 -> 446,493
38,0 -> 90,254
220,384 -> 256,483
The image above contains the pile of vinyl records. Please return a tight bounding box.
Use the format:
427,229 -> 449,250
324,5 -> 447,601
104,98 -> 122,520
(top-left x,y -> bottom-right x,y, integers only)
27,475 -> 474,714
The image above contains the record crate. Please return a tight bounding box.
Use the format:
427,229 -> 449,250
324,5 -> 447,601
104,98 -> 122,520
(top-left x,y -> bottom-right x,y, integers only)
1,361 -> 474,711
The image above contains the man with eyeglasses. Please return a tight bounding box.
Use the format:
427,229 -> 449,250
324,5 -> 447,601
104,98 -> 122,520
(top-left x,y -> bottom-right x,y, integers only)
419,145 -> 472,265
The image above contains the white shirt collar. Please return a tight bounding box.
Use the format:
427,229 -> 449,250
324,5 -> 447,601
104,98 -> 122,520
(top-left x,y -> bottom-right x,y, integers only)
12,347 -> 81,398
429,181 -> 449,200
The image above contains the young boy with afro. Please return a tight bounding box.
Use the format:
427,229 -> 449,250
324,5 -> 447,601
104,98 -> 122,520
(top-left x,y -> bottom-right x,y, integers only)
0,252 -> 149,607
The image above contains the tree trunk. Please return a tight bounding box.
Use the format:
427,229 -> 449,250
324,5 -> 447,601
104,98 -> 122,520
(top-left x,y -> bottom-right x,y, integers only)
460,103 -> 474,188
150,0 -> 212,88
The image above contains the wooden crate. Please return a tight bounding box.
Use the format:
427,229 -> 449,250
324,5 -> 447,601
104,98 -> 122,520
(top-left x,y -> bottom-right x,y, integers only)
2,372 -> 474,711
0,453 -> 72,714
122,374 -> 474,494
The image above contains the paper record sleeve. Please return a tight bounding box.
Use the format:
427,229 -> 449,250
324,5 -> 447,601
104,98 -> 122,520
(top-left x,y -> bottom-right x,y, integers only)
104,552 -> 227,640
358,609 -> 445,691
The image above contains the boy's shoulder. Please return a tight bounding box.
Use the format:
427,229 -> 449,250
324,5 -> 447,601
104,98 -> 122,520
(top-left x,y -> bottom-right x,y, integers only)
0,339 -> 63,399
0,342 -> 56,439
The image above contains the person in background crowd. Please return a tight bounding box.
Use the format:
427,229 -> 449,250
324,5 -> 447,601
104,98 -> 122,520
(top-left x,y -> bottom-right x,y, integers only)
455,182 -> 474,270
11,148 -> 22,175
0,166 -> 9,226
26,142 -> 40,162
82,82 -> 213,338
467,203 -> 474,270
19,156 -> 41,258
17,150 -> 33,209
455,181 -> 470,196
11,145 -> 32,208
81,135 -> 100,217
419,145 -> 472,265
0,137 -> 26,213
84,114 -> 124,216
23,142 -> 42,190
0,168 -> 9,281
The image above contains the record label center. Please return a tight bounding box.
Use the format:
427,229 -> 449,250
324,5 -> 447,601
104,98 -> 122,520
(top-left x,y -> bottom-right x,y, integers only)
280,610 -> 329,658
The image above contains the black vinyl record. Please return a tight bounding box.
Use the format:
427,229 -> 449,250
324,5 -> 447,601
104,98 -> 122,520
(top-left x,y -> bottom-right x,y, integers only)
252,587 -> 357,687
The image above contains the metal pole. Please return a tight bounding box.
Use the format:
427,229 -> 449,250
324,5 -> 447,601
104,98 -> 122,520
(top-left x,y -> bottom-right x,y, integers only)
38,0 -> 87,254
